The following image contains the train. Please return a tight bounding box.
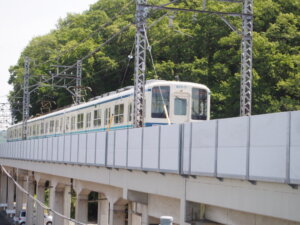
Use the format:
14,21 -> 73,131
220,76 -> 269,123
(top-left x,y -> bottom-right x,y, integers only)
7,80 -> 210,141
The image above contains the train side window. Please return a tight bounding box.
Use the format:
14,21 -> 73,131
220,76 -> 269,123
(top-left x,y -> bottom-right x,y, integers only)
151,86 -> 170,118
66,117 -> 70,131
60,118 -> 63,132
45,122 -> 49,134
128,103 -> 132,122
114,104 -> 124,124
50,120 -> 55,133
71,116 -> 76,130
86,112 -> 92,128
55,120 -> 59,132
77,113 -> 84,129
104,108 -> 111,126
41,122 -> 44,135
94,109 -> 101,127
37,124 -> 40,136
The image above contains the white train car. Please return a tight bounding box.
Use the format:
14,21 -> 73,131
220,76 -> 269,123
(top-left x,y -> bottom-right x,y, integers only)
7,80 -> 210,141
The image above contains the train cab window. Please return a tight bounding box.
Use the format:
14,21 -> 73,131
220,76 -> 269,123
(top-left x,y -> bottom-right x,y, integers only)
41,122 -> 44,135
86,112 -> 92,128
151,86 -> 170,118
174,97 -> 187,115
128,103 -> 132,122
192,88 -> 207,120
55,120 -> 59,132
77,114 -> 84,129
94,109 -> 101,127
114,104 -> 124,124
104,108 -> 111,126
71,116 -> 76,130
50,120 -> 55,133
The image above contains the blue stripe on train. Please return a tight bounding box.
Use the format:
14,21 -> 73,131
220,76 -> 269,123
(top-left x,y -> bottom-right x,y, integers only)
7,122 -> 168,142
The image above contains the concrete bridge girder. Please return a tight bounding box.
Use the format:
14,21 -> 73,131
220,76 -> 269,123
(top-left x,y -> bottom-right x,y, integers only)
1,161 -> 300,225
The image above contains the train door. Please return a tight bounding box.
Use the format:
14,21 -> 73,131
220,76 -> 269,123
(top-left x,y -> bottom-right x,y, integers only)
171,93 -> 190,123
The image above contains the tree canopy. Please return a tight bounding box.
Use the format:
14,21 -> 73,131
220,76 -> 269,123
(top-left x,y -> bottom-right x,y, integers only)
8,0 -> 300,121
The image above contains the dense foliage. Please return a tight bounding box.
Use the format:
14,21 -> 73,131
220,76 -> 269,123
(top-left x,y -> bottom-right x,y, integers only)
8,0 -> 300,121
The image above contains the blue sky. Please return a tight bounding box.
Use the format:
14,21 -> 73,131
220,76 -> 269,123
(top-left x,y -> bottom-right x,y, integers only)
0,0 -> 98,101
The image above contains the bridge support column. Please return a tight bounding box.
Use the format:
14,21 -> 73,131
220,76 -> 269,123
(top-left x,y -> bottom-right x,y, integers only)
46,177 -> 71,225
36,181 -> 45,225
25,175 -> 35,225
7,173 -> 14,210
64,184 -> 71,225
109,201 -> 114,225
0,171 -> 7,204
131,203 -> 148,225
98,193 -> 109,225
55,187 -> 65,225
128,202 -> 133,225
75,192 -> 88,223
49,180 -> 58,225
141,204 -> 148,225
113,204 -> 127,225
16,175 -> 25,215
180,198 -> 186,225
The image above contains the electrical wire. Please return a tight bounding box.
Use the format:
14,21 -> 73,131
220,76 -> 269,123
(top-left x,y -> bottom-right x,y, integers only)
120,41 -> 135,88
28,23 -> 134,94
1,165 -> 87,225
144,26 -> 171,125
33,0 -> 135,69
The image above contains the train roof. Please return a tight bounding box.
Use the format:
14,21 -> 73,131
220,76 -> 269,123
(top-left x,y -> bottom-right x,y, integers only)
9,80 -> 210,128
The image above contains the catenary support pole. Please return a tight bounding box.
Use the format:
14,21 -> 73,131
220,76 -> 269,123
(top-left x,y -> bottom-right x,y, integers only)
22,57 -> 30,139
75,60 -> 82,105
133,0 -> 147,128
240,0 -> 253,116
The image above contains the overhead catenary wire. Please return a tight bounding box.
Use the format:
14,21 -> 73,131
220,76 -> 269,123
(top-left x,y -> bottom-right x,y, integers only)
11,2 -> 178,104
28,23 -> 134,93
33,0 -> 135,69
120,41 -> 135,88
144,26 -> 171,125
1,165 -> 87,225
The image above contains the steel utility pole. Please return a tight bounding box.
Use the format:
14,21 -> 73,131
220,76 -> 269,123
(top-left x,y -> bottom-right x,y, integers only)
133,0 -> 147,128
22,57 -> 30,139
75,60 -> 83,105
240,0 -> 253,116
138,0 -> 254,117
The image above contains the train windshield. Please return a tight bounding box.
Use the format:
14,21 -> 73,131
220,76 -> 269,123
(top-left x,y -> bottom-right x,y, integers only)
174,97 -> 187,115
192,88 -> 207,120
151,86 -> 170,118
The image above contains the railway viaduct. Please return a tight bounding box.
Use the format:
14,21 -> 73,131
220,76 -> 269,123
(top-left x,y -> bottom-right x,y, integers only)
0,111 -> 299,225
